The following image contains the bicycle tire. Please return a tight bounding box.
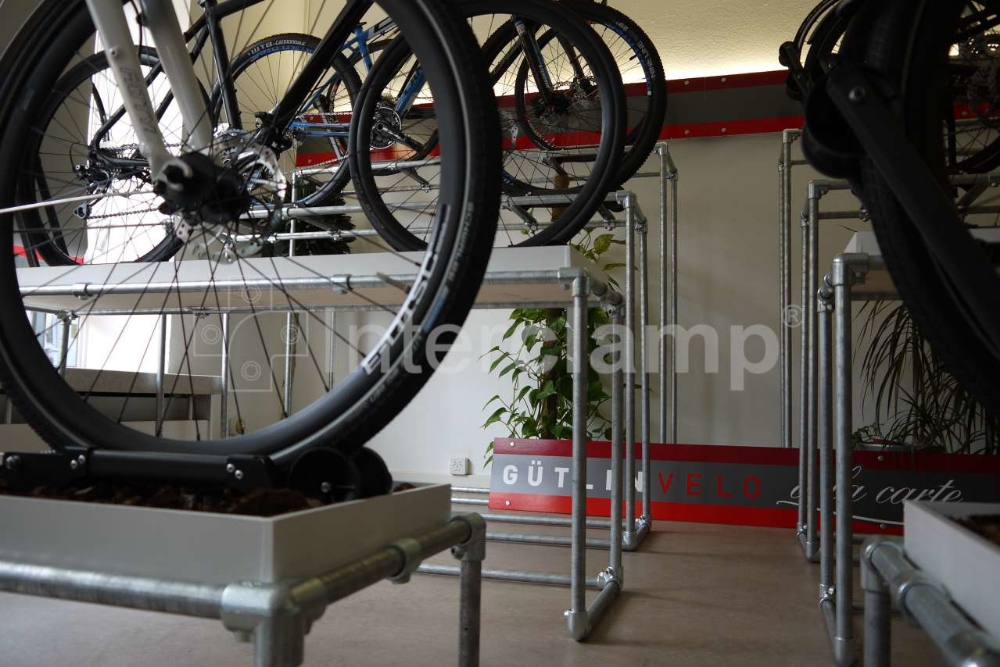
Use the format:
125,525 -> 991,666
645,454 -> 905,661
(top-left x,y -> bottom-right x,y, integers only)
351,0 -> 626,250
0,0 -> 501,464
795,0 -> 1000,176
556,0 -> 668,188
848,0 -> 1000,415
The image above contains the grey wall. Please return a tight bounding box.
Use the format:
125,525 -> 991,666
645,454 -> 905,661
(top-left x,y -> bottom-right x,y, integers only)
366,133 -> 875,483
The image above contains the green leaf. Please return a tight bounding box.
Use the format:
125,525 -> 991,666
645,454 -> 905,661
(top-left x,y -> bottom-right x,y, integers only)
483,395 -> 502,410
594,233 -> 615,254
536,380 -> 557,401
482,406 -> 507,428
502,320 -> 521,341
499,362 -> 518,378
552,424 -> 572,440
489,352 -> 510,373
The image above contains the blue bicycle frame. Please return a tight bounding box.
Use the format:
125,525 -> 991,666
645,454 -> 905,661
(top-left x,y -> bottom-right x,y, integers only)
286,16 -> 557,141
287,16 -> 427,140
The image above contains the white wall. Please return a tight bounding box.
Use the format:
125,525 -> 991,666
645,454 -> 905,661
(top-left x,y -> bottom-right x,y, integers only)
367,132 -> 875,482
3,0 -> 819,77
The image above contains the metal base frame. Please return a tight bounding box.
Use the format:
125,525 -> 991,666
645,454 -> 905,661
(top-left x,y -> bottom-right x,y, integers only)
779,133 -> 1000,564
0,514 -> 487,667
479,187 -> 655,555
14,143 -> 678,642
860,538 -> 1000,667
421,264 -> 627,641
421,145 -> 680,640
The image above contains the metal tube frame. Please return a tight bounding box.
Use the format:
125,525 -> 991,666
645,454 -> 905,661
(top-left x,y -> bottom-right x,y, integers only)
861,537 -> 1000,667
817,253 -> 869,667
419,179 -> 667,641
783,139 -> 1000,561
419,268 -> 624,640
480,191 -> 652,553
0,514 -> 487,667
778,129 -> 799,453
818,281 -> 834,603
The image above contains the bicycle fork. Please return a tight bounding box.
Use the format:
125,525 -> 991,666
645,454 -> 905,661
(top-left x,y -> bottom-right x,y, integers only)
84,0 -> 214,187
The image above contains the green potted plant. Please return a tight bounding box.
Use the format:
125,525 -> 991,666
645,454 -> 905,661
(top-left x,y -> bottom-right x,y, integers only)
481,230 -> 625,466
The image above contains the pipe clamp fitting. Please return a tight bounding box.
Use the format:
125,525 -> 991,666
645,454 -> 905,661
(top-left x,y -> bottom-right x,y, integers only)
387,537 -> 424,584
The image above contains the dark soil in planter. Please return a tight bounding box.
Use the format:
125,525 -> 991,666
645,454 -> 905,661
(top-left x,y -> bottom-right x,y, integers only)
956,514 -> 1000,547
0,479 -> 416,518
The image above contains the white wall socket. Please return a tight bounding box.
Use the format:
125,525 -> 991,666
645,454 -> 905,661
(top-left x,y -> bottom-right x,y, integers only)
449,457 -> 470,476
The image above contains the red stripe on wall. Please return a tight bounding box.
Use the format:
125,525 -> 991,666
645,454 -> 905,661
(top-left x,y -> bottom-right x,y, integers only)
666,70 -> 790,94
493,438 -> 1000,474
494,439 -> 798,465
660,115 -> 804,140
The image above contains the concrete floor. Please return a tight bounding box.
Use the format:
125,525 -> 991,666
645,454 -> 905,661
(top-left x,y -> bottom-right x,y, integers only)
0,513 -> 940,667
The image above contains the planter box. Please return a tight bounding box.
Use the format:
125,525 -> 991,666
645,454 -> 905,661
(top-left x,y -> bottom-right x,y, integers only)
0,484 -> 451,584
905,500 -> 1000,638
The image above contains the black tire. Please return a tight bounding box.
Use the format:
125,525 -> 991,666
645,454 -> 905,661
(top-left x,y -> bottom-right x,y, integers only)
352,0 -> 626,250
848,0 -> 1000,415
0,0 -> 501,464
226,33 -> 362,206
794,0 -> 1000,175
557,0 -> 668,188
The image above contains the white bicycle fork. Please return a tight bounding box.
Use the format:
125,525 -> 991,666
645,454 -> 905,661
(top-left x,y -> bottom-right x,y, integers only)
84,0 -> 214,186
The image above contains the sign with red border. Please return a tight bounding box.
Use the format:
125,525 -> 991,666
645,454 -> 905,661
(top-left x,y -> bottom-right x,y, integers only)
488,440 -> 1000,535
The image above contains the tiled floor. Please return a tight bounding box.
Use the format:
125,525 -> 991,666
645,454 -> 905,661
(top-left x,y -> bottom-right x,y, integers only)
0,515 -> 939,666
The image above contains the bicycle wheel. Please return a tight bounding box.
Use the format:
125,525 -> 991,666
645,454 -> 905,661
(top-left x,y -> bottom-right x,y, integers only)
792,0 -> 1000,176
16,47 -> 193,266
351,0 -> 626,250
226,33 -> 362,206
844,0 -> 1000,414
0,0 -> 501,464
555,0 -> 668,188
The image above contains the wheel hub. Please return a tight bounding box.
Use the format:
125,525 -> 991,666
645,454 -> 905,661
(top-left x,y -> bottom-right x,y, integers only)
154,152 -> 251,226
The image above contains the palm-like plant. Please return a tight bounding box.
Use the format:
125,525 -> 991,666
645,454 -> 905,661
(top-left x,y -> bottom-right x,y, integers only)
855,301 -> 997,454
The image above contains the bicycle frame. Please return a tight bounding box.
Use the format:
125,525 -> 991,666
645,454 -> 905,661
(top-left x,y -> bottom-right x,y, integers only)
85,0 -> 212,182
85,0 -> 375,183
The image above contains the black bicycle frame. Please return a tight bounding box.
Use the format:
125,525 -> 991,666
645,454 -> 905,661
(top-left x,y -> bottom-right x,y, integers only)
263,0 -> 371,143
90,0 -> 370,160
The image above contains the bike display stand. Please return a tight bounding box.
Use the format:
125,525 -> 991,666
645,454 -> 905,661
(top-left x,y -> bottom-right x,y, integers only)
437,144 -> 679,641
778,130 -> 1000,561
860,536 -> 1000,667
800,229 -> 1000,666
419,192 -> 637,642
779,129 -> 1000,665
13,143 -> 679,643
0,486 -> 486,667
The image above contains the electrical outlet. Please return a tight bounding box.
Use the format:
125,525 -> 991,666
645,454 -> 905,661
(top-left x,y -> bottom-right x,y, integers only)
449,457 -> 470,476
